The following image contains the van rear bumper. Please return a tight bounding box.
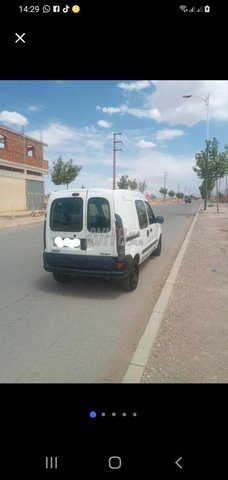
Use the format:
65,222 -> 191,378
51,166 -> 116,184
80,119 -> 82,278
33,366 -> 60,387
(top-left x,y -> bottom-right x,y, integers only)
43,252 -> 133,278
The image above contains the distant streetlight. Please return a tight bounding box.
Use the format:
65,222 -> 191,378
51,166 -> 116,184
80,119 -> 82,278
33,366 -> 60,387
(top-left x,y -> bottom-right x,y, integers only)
183,93 -> 210,210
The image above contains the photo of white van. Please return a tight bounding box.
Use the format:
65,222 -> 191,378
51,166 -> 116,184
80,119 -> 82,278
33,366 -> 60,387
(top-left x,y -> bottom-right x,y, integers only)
43,189 -> 164,291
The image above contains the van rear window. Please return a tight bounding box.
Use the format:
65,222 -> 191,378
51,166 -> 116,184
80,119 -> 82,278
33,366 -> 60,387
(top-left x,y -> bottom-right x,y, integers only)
50,197 -> 83,232
87,197 -> 111,232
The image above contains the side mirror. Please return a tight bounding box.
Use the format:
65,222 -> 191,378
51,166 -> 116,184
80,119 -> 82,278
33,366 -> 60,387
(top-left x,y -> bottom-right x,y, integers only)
156,216 -> 164,224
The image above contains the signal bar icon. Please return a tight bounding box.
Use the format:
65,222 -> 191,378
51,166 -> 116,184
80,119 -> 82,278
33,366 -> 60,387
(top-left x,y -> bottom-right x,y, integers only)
45,457 -> 58,470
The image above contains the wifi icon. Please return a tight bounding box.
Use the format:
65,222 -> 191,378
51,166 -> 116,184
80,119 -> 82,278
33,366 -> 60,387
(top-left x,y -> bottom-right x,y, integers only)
179,5 -> 188,11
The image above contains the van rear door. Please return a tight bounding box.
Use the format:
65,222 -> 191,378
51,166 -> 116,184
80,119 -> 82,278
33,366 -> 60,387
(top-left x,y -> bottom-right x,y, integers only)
86,192 -> 117,257
47,191 -> 88,256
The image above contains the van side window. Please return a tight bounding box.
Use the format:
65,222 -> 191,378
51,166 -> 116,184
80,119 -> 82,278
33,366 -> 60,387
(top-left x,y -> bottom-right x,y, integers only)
87,197 -> 111,232
135,200 -> 148,229
50,197 -> 83,232
145,201 -> 156,224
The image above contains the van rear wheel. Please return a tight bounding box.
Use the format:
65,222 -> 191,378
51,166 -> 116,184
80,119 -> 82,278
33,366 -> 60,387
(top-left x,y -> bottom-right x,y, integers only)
52,272 -> 72,283
122,259 -> 139,291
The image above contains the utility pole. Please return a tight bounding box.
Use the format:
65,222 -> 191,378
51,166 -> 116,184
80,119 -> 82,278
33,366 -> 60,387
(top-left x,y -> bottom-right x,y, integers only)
113,132 -> 122,189
164,171 -> 168,189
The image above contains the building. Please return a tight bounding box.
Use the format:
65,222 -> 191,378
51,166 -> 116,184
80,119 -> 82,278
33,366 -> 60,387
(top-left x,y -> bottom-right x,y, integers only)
0,126 -> 49,213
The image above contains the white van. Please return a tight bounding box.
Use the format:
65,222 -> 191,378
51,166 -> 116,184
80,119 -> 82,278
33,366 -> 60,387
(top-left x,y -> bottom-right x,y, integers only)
43,189 -> 164,291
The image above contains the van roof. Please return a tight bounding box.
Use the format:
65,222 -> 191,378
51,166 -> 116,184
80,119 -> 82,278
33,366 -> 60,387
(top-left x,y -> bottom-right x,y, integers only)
49,188 -> 146,200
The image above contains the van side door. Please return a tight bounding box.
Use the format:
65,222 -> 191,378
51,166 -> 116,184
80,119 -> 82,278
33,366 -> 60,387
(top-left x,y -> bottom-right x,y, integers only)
145,201 -> 160,253
135,199 -> 151,262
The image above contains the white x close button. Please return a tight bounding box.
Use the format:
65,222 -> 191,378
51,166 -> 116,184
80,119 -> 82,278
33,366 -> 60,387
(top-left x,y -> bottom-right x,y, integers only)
15,33 -> 26,44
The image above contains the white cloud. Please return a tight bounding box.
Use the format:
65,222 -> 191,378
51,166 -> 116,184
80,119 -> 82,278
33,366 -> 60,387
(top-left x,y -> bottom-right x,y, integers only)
0,110 -> 28,127
28,105 -> 42,112
27,123 -> 76,148
118,80 -> 152,91
97,120 -> 112,128
40,121 -> 201,196
154,129 -> 184,140
112,150 -> 200,195
27,122 -> 110,160
126,106 -> 161,120
145,80 -> 228,126
99,103 -> 161,120
136,139 -> 156,148
101,106 -> 122,114
100,80 -> 228,128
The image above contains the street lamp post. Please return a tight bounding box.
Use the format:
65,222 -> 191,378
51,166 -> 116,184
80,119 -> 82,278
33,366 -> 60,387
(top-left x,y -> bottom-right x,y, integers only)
183,93 -> 210,210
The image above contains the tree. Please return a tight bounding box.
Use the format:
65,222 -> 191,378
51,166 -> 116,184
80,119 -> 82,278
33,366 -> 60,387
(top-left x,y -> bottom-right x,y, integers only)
138,181 -> 147,193
224,144 -> 228,170
199,178 -> 215,200
117,175 -> 147,191
176,192 -> 184,199
128,178 -> 138,190
117,174 -> 130,189
51,156 -> 82,189
193,137 -> 228,211
209,139 -> 227,180
159,187 -> 168,199
168,190 -> 175,197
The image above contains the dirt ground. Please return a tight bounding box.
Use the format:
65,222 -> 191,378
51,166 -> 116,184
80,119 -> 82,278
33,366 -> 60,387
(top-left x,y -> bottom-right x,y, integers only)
141,203 -> 228,383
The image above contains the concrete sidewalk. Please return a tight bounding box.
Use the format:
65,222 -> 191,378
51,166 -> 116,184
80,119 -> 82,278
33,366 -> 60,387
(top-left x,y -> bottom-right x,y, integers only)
0,210 -> 45,229
140,202 -> 228,383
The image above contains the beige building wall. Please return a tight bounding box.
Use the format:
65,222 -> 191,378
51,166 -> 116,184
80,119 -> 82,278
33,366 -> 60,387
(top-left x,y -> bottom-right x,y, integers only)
0,176 -> 26,213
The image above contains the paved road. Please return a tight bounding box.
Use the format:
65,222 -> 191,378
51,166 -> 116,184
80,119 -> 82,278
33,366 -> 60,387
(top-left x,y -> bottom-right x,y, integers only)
0,201 -> 200,383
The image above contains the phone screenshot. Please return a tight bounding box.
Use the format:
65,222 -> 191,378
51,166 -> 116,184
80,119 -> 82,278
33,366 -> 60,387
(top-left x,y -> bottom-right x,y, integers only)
0,1 -> 227,476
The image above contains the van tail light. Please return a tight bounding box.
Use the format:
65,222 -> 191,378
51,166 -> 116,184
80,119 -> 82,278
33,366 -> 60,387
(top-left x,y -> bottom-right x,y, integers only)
117,261 -> 124,269
43,219 -> 46,249
115,214 -> 125,256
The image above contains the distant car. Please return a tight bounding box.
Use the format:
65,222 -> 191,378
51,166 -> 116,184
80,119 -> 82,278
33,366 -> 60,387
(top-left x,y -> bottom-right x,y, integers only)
184,196 -> 192,203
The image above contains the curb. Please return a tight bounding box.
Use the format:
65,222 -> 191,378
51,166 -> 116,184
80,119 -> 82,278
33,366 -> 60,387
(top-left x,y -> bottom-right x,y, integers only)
122,204 -> 202,383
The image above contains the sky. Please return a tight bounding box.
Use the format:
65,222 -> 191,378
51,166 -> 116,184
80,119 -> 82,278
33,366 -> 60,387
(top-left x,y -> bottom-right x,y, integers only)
0,80 -> 228,196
